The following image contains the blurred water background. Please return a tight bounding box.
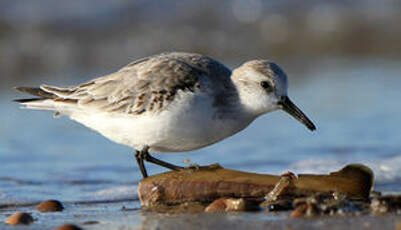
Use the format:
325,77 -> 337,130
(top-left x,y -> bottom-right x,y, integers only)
1,0 -> 401,206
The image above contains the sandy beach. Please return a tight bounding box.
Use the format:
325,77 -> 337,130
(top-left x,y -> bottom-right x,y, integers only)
1,198 -> 401,230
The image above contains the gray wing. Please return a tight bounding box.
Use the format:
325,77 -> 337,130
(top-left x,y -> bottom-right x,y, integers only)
37,53 -> 231,115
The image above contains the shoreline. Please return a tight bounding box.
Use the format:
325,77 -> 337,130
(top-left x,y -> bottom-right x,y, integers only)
1,198 -> 401,230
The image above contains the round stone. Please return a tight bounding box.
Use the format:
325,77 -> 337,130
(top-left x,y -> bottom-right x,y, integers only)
5,212 -> 34,225
36,200 -> 64,212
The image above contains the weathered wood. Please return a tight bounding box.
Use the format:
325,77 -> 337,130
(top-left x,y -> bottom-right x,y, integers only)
138,164 -> 373,207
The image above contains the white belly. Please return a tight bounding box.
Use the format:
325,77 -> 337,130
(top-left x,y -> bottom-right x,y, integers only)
70,92 -> 254,153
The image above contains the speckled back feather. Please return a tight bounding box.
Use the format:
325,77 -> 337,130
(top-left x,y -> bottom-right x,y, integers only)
20,52 -> 233,115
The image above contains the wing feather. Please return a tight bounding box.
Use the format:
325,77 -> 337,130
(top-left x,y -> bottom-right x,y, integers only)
40,57 -> 204,114
16,52 -> 233,115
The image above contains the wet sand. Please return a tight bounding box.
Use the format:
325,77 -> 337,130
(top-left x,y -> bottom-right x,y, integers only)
1,198 -> 401,230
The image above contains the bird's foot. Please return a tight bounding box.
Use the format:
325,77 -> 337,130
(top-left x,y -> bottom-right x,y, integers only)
134,146 -> 184,179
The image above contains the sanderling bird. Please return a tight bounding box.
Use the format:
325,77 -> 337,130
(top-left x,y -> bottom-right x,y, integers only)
15,52 -> 316,178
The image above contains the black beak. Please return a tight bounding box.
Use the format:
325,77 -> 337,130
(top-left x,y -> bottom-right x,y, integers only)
279,96 -> 316,131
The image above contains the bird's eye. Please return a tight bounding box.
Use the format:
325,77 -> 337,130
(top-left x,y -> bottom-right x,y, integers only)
260,81 -> 272,91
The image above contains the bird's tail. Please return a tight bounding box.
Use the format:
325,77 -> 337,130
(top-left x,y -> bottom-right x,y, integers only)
14,85 -> 77,112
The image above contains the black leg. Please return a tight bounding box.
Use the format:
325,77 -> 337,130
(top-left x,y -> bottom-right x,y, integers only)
134,146 -> 183,178
135,150 -> 148,178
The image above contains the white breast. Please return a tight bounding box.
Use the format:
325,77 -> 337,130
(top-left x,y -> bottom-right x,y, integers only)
69,91 -> 254,153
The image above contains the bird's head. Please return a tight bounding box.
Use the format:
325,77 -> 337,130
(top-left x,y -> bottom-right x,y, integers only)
232,60 -> 316,131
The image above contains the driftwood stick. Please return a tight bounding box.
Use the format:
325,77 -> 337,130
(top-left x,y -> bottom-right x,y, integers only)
138,164 -> 373,207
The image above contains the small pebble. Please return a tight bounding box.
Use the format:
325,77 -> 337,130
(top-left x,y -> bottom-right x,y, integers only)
205,198 -> 258,212
290,203 -> 319,218
205,198 -> 227,212
36,200 -> 64,212
290,204 -> 308,218
53,224 -> 83,230
5,212 -> 34,225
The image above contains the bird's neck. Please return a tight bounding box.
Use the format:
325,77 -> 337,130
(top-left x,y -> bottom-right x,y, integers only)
213,81 -> 260,124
